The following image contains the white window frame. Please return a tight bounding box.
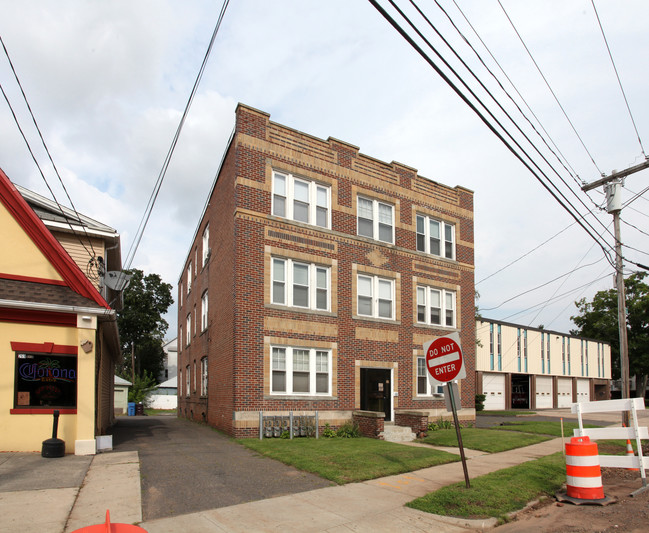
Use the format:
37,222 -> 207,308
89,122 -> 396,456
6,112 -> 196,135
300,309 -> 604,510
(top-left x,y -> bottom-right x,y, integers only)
416,357 -> 445,396
200,357 -> 208,397
270,346 -> 332,396
357,274 -> 394,320
185,365 -> 190,397
272,171 -> 330,229
416,214 -> 455,260
201,290 -> 208,331
187,262 -> 192,293
416,286 -> 456,328
202,225 -> 210,266
193,360 -> 196,393
357,196 -> 394,244
271,258 -> 330,312
186,314 -> 191,346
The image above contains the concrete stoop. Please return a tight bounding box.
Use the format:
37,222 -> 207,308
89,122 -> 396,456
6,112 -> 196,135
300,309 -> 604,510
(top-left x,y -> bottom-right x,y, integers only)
380,423 -> 416,443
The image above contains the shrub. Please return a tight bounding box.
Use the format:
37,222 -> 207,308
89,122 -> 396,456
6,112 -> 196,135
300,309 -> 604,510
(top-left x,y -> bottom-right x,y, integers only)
126,370 -> 157,407
475,394 -> 486,412
322,423 -> 337,438
428,417 -> 453,431
336,421 -> 361,438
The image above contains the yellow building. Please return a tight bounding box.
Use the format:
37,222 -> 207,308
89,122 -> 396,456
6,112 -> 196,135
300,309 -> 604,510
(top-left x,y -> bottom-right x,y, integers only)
0,168 -> 120,455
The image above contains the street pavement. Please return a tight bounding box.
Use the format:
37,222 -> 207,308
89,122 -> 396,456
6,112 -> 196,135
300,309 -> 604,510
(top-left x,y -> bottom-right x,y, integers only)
112,415 -> 334,520
2,407 -> 647,532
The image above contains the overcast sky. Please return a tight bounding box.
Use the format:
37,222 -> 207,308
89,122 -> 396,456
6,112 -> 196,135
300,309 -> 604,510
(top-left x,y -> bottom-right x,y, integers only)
1,1 -> 648,338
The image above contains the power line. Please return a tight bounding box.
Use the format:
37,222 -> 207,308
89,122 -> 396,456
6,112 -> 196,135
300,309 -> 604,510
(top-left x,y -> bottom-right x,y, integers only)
622,184 -> 649,209
591,0 -> 646,157
0,35 -> 98,262
442,0 -> 585,191
526,231 -> 608,327
497,0 -> 604,176
481,258 -> 607,312
412,0 -> 609,228
123,0 -> 231,269
369,0 -> 615,267
499,274 -> 612,323
476,221 -> 576,285
621,217 -> 649,240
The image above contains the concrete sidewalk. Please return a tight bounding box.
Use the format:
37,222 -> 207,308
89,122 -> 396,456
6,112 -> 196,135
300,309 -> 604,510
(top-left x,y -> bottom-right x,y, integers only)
0,437 -> 564,533
139,438 -> 566,533
0,451 -> 141,533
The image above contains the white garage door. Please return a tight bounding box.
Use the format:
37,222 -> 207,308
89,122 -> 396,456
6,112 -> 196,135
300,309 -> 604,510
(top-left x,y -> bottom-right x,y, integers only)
576,379 -> 590,402
483,373 -> 505,410
536,376 -> 553,409
557,378 -> 572,408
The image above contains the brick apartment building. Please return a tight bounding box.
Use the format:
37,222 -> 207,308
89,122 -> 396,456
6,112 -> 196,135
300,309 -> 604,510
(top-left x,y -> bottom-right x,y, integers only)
177,104 -> 476,437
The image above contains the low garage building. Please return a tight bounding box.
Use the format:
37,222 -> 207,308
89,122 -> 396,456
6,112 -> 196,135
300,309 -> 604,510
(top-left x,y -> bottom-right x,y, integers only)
476,318 -> 611,410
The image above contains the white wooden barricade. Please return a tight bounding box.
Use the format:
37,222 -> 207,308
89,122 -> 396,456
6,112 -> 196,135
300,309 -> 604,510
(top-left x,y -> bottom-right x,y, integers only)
572,397 -> 648,490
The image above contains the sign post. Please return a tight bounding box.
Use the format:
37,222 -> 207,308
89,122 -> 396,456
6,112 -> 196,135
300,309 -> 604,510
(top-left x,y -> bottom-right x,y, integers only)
424,332 -> 470,489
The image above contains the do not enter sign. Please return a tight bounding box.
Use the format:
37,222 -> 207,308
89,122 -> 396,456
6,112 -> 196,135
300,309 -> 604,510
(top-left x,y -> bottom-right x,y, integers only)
424,332 -> 466,386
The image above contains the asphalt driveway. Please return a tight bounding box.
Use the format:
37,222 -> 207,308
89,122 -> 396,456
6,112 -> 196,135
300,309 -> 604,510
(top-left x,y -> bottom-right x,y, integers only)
111,415 -> 333,520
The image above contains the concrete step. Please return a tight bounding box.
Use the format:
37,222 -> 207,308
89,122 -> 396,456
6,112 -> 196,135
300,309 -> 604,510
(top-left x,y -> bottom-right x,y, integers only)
380,424 -> 416,443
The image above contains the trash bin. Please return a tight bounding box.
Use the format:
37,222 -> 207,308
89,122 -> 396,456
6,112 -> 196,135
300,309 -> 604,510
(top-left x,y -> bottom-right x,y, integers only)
135,402 -> 144,416
127,402 -> 135,416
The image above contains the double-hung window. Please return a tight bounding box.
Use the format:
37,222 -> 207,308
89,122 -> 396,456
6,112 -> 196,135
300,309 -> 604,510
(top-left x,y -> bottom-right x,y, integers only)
357,274 -> 394,319
187,262 -> 192,293
272,171 -> 330,228
272,258 -> 329,311
357,196 -> 394,243
200,357 -> 208,396
416,286 -> 456,327
202,225 -> 210,266
185,365 -> 190,397
185,314 -> 191,346
416,357 -> 444,396
201,291 -> 208,331
271,346 -> 331,395
416,214 -> 455,259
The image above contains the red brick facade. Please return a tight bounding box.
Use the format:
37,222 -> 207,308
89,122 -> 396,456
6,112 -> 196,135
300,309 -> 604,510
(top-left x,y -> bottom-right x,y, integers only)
177,104 -> 476,437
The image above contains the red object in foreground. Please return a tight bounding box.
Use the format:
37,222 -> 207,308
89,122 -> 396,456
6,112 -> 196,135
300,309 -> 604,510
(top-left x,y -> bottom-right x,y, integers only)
565,436 -> 605,500
69,510 -> 146,533
425,336 -> 463,383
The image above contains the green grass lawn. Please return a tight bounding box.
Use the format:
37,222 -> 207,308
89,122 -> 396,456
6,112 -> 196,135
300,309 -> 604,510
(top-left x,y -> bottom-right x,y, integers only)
495,420 -> 599,437
238,422 -> 580,520
144,408 -> 177,416
407,453 -> 566,521
421,428 -> 552,453
239,437 -> 459,484
479,410 -> 536,416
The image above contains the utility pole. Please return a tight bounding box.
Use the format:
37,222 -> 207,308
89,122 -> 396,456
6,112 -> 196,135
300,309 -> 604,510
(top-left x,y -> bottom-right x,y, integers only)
582,159 -> 649,426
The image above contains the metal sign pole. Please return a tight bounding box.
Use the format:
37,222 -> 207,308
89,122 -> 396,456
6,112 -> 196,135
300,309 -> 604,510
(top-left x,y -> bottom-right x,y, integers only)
447,382 -> 470,489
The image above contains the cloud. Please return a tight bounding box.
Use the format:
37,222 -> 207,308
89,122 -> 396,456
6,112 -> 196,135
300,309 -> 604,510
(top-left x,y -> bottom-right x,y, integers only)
1,0 -> 648,337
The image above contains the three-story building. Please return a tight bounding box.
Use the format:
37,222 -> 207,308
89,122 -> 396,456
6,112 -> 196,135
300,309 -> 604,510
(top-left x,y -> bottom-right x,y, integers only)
177,104 -> 475,437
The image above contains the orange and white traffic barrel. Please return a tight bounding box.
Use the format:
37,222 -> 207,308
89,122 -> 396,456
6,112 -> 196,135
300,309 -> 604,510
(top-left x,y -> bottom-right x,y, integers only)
565,436 -> 605,501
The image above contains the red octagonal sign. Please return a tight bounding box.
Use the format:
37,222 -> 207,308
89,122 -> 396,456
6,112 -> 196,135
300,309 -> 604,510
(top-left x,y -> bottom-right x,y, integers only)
425,333 -> 465,384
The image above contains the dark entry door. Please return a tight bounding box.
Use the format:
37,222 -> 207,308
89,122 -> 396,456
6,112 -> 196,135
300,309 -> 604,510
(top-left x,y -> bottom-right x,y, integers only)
511,374 -> 530,409
360,368 -> 391,421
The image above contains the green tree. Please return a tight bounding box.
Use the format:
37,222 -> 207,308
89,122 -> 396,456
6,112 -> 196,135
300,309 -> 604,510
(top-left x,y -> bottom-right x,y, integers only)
571,272 -> 649,394
116,268 -> 173,382
127,370 -> 158,407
